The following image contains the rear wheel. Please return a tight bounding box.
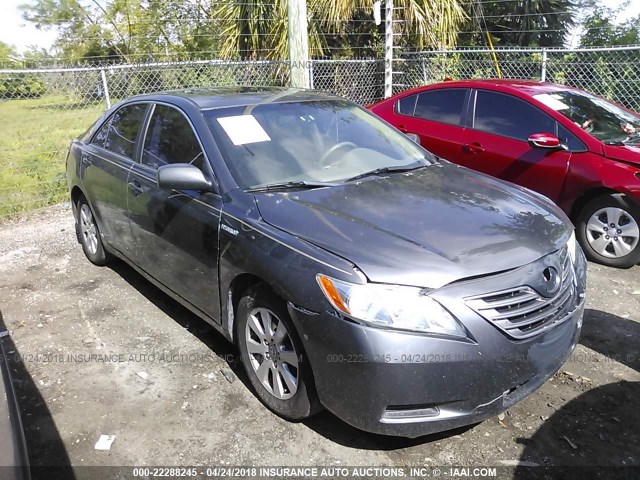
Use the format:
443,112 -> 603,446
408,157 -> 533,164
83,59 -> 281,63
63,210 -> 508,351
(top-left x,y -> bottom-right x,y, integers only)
576,194 -> 640,268
236,285 -> 321,420
76,197 -> 110,266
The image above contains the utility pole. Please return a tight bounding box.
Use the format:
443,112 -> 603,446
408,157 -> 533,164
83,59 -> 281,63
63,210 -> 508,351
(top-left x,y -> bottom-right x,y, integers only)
384,0 -> 394,98
287,0 -> 311,89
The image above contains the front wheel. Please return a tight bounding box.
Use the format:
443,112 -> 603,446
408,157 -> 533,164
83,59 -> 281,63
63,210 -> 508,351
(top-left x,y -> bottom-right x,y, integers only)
576,194 -> 640,268
236,286 -> 321,420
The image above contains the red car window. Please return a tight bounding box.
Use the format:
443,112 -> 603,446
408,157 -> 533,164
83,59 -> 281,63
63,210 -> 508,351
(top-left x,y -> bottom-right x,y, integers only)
414,89 -> 467,126
474,90 -> 555,142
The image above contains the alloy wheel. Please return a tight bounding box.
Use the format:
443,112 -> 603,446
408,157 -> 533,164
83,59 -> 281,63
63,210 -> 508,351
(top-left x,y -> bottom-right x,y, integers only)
80,204 -> 99,255
586,207 -> 640,258
244,307 -> 299,400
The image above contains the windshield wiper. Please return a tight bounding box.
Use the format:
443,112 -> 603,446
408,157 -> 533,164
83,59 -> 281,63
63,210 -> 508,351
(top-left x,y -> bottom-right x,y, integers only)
604,132 -> 640,146
245,180 -> 340,193
345,160 -> 428,183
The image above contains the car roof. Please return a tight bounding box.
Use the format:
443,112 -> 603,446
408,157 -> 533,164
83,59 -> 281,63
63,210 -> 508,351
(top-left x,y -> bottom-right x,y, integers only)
399,79 -> 577,98
127,86 -> 345,110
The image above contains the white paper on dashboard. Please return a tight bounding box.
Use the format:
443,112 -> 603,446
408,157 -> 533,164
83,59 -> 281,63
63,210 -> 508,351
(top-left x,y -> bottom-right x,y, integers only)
533,93 -> 570,111
217,115 -> 271,146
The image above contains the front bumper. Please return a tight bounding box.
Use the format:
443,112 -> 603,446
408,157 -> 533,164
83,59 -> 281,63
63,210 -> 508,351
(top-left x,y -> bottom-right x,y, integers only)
290,249 -> 586,438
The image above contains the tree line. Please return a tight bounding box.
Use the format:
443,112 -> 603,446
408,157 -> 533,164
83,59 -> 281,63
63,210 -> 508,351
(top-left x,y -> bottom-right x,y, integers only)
1,0 -> 639,66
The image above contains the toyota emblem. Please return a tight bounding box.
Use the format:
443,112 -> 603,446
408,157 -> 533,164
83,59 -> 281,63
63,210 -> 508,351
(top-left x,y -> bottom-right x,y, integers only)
542,266 -> 561,296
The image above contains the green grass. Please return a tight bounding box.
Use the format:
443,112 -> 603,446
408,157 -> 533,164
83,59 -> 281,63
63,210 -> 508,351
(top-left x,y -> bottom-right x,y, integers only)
0,96 -> 105,218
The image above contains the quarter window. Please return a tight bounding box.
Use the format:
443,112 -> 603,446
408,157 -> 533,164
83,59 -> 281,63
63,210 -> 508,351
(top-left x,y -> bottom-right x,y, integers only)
558,123 -> 587,152
397,95 -> 418,115
91,118 -> 111,147
474,91 -> 556,141
141,105 -> 205,170
104,104 -> 147,158
414,89 -> 467,125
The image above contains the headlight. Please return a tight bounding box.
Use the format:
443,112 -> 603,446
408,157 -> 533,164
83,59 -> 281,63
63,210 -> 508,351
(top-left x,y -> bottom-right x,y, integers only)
567,230 -> 577,264
316,275 -> 466,337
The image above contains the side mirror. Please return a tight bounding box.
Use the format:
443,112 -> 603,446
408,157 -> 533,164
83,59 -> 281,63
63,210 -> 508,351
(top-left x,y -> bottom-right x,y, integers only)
527,132 -> 568,151
405,132 -> 420,144
157,164 -> 212,192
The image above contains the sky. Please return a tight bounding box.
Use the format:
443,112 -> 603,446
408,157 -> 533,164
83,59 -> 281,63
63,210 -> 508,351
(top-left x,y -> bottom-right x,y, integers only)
1,0 -> 640,55
1,0 -> 58,54
567,0 -> 640,47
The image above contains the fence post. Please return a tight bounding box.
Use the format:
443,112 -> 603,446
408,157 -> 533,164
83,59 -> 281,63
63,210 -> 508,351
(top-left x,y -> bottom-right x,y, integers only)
384,0 -> 394,98
421,57 -> 428,85
287,0 -> 311,89
100,68 -> 111,109
541,48 -> 548,82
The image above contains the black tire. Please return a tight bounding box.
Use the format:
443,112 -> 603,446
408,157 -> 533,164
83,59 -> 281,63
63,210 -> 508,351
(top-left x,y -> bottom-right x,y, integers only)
236,285 -> 321,420
75,196 -> 110,266
576,194 -> 640,268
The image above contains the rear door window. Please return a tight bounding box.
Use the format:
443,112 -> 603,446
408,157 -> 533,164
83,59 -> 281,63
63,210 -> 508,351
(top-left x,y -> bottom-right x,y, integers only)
413,89 -> 468,125
473,90 -> 556,141
141,105 -> 205,170
104,104 -> 148,158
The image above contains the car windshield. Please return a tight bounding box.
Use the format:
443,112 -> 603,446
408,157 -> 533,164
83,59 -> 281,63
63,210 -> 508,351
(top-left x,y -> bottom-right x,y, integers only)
534,90 -> 640,144
203,99 -> 433,189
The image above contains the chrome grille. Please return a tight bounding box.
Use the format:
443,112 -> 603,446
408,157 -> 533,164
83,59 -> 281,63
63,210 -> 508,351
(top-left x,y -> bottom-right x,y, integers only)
465,248 -> 578,339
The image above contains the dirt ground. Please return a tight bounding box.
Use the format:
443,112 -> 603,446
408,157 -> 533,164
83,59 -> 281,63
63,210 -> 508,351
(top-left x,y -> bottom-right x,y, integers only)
0,204 -> 639,479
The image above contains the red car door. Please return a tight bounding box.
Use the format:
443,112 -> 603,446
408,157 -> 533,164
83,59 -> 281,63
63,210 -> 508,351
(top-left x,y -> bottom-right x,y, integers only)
459,89 -> 573,203
386,88 -> 470,162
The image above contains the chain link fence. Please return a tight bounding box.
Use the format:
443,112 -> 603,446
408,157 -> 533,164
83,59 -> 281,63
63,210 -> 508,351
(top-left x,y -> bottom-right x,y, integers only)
1,46 -> 639,219
0,58 -> 384,219
395,46 -> 640,111
311,59 -> 385,106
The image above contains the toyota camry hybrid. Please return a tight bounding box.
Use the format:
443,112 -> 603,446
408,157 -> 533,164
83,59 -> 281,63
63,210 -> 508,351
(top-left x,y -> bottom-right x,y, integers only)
66,87 -> 587,438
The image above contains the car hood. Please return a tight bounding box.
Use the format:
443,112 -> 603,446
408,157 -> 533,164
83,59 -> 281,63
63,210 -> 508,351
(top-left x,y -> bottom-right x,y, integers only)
254,162 -> 572,289
602,143 -> 640,166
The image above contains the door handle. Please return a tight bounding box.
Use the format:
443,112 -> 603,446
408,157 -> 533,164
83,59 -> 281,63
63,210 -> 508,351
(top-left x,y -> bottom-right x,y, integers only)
128,181 -> 146,197
462,142 -> 485,154
397,124 -> 408,133
81,154 -> 92,166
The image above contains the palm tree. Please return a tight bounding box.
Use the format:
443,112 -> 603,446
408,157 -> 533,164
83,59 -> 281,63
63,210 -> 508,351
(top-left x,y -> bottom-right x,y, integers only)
214,0 -> 467,60
458,0 -> 575,47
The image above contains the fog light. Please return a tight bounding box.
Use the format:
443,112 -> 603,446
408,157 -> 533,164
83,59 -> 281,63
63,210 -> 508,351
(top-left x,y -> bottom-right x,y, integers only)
381,405 -> 440,422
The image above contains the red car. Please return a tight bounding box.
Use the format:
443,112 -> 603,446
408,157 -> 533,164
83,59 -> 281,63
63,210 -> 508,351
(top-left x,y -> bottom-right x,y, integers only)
368,79 -> 640,268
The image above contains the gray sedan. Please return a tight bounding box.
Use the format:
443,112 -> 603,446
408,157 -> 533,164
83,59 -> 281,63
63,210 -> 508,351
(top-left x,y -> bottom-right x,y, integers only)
66,88 -> 587,437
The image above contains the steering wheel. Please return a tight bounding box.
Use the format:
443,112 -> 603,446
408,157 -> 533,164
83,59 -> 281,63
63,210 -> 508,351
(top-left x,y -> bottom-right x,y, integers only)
319,141 -> 357,167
